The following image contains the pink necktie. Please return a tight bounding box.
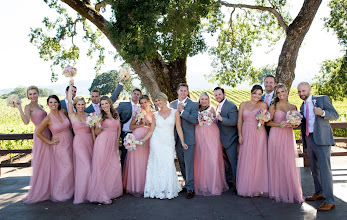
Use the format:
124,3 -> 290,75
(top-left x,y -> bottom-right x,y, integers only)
265,94 -> 269,106
95,104 -> 100,114
305,101 -> 309,136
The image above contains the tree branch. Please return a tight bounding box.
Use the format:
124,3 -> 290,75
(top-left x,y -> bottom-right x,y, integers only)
95,0 -> 110,13
218,0 -> 288,32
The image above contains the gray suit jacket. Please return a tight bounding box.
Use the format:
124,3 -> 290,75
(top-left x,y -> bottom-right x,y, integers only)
60,100 -> 68,114
84,104 -> 95,114
169,98 -> 199,146
217,99 -> 238,148
261,93 -> 274,105
300,95 -> 339,147
116,102 -> 133,125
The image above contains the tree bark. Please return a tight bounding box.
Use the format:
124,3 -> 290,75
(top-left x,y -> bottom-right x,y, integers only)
275,0 -> 322,89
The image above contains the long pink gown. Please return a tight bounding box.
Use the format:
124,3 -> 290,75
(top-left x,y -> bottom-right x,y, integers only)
268,111 -> 304,203
123,115 -> 151,197
87,119 -> 123,203
194,120 -> 229,196
72,121 -> 93,204
49,111 -> 74,202
237,109 -> 268,197
23,110 -> 52,204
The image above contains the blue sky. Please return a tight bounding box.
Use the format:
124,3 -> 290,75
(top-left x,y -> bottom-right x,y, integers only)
0,0 -> 344,93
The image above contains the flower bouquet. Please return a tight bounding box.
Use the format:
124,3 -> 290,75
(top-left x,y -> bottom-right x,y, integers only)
255,109 -> 271,129
134,107 -> 147,125
119,67 -> 131,80
198,110 -> 215,126
124,133 -> 144,151
86,113 -> 102,129
286,110 -> 303,126
63,65 -> 77,78
7,94 -> 20,108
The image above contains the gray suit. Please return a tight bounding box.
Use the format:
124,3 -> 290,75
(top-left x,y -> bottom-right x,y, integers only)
217,99 -> 239,184
84,103 -> 96,114
300,95 -> 339,204
170,98 -> 199,191
60,100 -> 68,113
261,93 -> 274,135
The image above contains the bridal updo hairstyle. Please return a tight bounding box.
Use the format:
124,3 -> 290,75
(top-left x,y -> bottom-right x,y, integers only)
47,95 -> 62,110
273,83 -> 287,109
100,96 -> 119,120
154,92 -> 168,103
72,96 -> 86,109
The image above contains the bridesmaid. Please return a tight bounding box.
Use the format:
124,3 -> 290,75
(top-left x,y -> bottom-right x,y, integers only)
194,92 -> 229,196
87,96 -> 123,204
236,85 -> 269,197
36,95 -> 74,202
15,86 -> 52,204
67,79 -> 94,204
123,95 -> 153,197
267,83 -> 304,203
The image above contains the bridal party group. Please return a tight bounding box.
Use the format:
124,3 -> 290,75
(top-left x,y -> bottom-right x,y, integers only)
13,75 -> 338,211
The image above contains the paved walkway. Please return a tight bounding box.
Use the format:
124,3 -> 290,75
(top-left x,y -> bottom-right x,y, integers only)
0,156 -> 346,220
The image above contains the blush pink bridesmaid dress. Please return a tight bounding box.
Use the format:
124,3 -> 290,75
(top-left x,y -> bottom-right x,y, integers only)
48,111 -> 74,202
72,121 -> 93,204
123,115 -> 152,197
87,119 -> 123,203
236,109 -> 268,197
23,110 -> 52,204
268,111 -> 304,203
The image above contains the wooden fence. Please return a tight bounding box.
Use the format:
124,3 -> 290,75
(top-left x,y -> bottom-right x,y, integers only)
1,122 -> 346,175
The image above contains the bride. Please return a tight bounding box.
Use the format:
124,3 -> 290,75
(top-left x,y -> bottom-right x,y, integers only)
141,92 -> 187,199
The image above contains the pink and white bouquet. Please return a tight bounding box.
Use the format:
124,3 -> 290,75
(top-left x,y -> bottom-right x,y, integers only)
124,133 -> 144,151
255,109 -> 271,129
63,65 -> 77,78
119,67 -> 131,80
198,110 -> 215,126
86,113 -> 102,129
134,107 -> 147,125
7,94 -> 20,108
286,110 -> 303,126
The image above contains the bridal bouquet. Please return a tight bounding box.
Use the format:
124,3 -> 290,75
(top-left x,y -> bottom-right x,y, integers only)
63,65 -> 77,78
86,113 -> 102,129
286,110 -> 303,126
124,133 -> 144,151
198,110 -> 214,126
134,107 -> 147,125
119,67 -> 130,80
255,109 -> 271,129
7,94 -> 20,108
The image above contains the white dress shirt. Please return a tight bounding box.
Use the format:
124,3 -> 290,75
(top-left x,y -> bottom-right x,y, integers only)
303,95 -> 316,133
65,99 -> 76,113
178,97 -> 188,115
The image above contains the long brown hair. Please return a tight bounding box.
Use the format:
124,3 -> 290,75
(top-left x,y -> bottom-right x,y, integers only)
100,96 -> 119,120
273,83 -> 287,110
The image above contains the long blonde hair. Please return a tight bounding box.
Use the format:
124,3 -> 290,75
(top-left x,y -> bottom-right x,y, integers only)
273,83 -> 287,109
198,91 -> 210,111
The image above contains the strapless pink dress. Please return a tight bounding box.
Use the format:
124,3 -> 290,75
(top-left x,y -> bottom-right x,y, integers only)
268,111 -> 304,203
72,121 -> 93,204
123,115 -> 151,197
23,110 -> 52,204
49,111 -> 74,202
194,121 -> 229,196
237,109 -> 268,197
87,119 -> 123,203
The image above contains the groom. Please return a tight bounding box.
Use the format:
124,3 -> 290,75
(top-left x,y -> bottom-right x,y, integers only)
298,82 -> 338,211
170,83 -> 199,199
214,87 -> 238,193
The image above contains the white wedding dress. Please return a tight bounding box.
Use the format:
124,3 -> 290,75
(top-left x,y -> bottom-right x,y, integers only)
144,109 -> 182,199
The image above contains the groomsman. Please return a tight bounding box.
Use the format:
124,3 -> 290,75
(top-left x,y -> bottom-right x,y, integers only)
298,82 -> 339,211
116,88 -> 142,168
261,75 -> 276,135
214,87 -> 238,193
170,83 -> 199,199
85,76 -> 126,113
60,85 -> 77,114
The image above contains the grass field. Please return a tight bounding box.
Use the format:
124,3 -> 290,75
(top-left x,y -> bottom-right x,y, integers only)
0,89 -> 346,150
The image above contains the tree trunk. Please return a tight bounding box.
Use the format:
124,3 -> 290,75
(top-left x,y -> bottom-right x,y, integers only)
275,0 -> 322,90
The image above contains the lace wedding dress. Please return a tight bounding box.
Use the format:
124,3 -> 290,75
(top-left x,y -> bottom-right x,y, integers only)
144,109 -> 182,199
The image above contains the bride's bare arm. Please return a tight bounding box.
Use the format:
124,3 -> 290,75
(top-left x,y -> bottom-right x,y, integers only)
175,111 -> 188,149
141,117 -> 156,142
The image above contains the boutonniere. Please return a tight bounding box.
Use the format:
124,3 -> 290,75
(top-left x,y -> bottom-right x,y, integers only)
312,99 -> 317,106
181,102 -> 187,108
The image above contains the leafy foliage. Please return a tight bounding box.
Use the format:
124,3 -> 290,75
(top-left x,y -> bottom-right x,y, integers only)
89,70 -> 135,95
0,87 -> 56,99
